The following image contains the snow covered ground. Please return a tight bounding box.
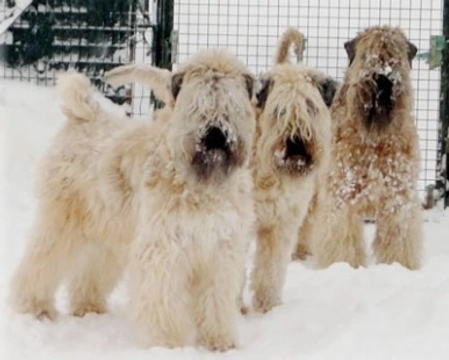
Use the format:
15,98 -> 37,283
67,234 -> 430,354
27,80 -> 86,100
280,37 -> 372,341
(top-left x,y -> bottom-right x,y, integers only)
1,79 -> 449,360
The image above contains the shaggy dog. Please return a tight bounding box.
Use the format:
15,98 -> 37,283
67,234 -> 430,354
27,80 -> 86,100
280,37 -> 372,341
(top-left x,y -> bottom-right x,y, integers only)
250,27 -> 337,313
310,26 -> 423,270
10,49 -> 257,351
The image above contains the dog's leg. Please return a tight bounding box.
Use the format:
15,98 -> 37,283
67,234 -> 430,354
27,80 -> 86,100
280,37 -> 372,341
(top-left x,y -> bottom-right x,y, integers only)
251,224 -> 297,313
373,200 -> 422,270
292,197 -> 316,261
194,240 -> 245,351
128,240 -> 193,348
237,266 -> 249,315
9,212 -> 85,320
68,243 -> 123,317
313,205 -> 366,269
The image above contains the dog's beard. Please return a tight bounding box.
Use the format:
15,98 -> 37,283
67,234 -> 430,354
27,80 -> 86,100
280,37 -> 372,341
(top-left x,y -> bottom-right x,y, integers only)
191,125 -> 242,182
355,72 -> 400,131
273,135 -> 314,175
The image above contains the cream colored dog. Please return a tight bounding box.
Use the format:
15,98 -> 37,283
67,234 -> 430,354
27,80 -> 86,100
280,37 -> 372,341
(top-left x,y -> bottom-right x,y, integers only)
250,28 -> 337,313
10,49 -> 257,351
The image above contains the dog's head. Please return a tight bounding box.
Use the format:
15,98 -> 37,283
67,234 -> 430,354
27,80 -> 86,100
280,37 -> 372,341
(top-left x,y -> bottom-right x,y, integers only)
254,63 -> 336,176
343,26 -> 417,132
168,49 -> 256,184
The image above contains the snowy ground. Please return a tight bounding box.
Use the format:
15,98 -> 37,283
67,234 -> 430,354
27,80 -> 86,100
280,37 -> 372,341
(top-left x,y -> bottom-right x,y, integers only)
1,80 -> 449,360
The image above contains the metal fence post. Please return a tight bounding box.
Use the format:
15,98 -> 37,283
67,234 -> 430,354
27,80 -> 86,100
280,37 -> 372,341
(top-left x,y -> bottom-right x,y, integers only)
437,0 -> 449,208
152,0 -> 173,108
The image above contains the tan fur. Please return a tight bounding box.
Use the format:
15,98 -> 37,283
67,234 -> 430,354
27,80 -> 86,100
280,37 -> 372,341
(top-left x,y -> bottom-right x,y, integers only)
250,60 -> 333,313
103,64 -> 173,105
9,49 -> 256,351
309,26 -> 423,270
275,27 -> 305,64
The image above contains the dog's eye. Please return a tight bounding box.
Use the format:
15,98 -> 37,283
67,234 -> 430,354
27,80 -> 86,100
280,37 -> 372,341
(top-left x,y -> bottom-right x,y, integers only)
275,106 -> 286,117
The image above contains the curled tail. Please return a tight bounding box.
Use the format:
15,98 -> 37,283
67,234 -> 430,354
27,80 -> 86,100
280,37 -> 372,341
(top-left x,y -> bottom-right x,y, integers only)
103,64 -> 172,105
275,27 -> 305,64
57,69 -> 99,122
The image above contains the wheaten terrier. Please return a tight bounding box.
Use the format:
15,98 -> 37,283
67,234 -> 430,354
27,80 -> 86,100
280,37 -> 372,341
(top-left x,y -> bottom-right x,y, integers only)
126,50 -> 257,351
311,25 -> 423,270
10,49 -> 257,351
250,28 -> 337,313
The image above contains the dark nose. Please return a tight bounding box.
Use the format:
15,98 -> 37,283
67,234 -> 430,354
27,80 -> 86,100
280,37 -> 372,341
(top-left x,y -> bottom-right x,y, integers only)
204,126 -> 227,150
374,74 -> 393,95
285,136 -> 307,158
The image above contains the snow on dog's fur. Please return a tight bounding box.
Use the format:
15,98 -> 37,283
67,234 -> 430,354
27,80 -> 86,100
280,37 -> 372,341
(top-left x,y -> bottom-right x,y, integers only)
310,26 -> 423,270
10,49 -> 257,351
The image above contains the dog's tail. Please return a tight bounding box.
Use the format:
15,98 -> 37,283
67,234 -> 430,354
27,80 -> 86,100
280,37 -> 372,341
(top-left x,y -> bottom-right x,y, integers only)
103,64 -> 172,105
57,69 -> 99,122
275,27 -> 305,64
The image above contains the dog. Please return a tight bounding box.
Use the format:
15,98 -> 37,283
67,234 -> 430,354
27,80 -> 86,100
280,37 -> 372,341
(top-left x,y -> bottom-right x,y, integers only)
126,49 -> 257,350
250,27 -> 337,313
9,48 -> 257,351
310,25 -> 423,270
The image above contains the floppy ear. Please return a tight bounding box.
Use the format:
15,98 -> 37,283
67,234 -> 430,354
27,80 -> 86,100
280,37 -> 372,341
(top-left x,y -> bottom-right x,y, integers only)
255,75 -> 273,109
171,73 -> 183,100
319,77 -> 339,107
243,73 -> 256,100
407,41 -> 418,67
344,38 -> 357,65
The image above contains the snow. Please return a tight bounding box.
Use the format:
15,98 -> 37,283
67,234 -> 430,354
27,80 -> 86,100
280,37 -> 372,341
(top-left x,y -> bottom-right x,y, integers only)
0,0 -> 32,34
1,75 -> 449,359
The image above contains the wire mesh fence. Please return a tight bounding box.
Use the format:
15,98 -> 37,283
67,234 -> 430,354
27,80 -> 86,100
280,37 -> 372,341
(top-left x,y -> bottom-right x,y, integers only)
173,0 -> 444,197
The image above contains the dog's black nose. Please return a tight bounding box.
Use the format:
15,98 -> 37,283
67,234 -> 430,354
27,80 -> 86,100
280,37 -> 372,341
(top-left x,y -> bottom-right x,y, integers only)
285,136 -> 307,158
374,74 -> 393,96
204,126 -> 227,150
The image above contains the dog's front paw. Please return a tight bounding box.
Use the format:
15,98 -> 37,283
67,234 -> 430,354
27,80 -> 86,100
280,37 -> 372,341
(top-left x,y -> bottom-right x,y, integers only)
71,303 -> 107,317
252,293 -> 281,313
11,296 -> 58,321
198,335 -> 236,352
36,308 -> 58,321
291,245 -> 310,261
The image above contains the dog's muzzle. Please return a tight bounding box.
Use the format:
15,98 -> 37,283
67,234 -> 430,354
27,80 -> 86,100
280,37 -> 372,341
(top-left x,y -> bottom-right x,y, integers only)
373,73 -> 394,111
275,135 -> 313,174
203,126 -> 228,151
362,72 -> 396,129
191,124 -> 240,182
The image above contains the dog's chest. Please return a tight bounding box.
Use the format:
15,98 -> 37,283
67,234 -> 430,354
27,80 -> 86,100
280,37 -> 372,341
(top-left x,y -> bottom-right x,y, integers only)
333,141 -> 415,211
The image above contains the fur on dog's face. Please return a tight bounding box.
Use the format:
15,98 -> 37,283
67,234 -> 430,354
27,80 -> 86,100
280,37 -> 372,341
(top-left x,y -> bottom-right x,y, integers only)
343,26 -> 417,132
255,64 -> 336,176
168,49 -> 256,184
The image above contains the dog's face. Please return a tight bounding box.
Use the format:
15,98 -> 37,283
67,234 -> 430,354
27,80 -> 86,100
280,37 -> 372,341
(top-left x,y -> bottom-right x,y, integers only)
169,49 -> 256,184
255,64 -> 335,176
343,26 -> 417,131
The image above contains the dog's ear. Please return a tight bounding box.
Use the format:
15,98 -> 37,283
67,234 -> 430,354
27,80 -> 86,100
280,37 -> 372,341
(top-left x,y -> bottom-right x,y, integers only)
255,75 -> 273,109
318,77 -> 339,107
344,38 -> 357,65
171,73 -> 183,100
407,41 -> 418,67
243,73 -> 256,100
